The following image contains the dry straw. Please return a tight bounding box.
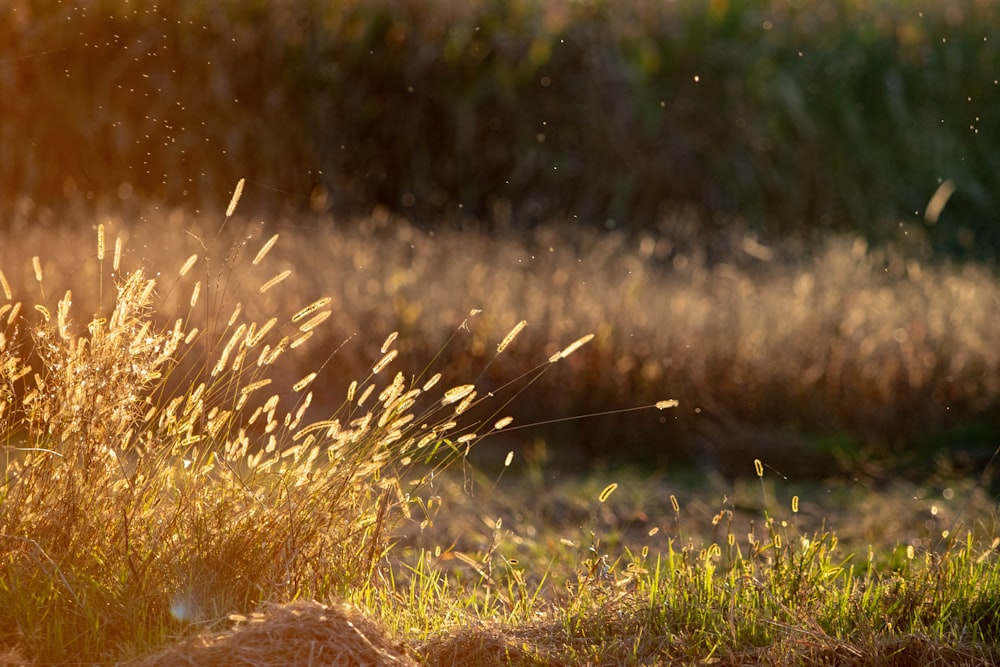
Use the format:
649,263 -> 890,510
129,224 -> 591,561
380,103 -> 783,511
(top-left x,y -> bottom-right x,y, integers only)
125,601 -> 417,667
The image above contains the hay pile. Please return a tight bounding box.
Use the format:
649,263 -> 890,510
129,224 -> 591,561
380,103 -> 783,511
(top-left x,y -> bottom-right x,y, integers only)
129,601 -> 417,667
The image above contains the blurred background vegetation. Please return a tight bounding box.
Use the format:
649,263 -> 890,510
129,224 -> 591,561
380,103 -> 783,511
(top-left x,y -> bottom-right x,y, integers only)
2,0 -> 999,475
3,0 -> 998,255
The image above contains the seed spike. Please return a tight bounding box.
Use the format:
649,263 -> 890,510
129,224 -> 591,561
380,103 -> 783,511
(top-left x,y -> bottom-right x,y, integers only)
497,320 -> 527,354
598,483 -> 618,503
225,178 -> 245,219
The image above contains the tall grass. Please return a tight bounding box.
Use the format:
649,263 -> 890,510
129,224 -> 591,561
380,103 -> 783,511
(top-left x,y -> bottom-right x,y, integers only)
0,205 -> 616,663
1,203 -> 998,664
3,205 -> 1000,471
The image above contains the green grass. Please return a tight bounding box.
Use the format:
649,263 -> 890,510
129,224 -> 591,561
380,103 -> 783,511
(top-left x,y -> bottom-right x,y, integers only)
1,201 -> 999,665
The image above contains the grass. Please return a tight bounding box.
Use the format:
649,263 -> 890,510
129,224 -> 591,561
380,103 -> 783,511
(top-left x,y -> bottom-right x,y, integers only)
0,199 -> 999,665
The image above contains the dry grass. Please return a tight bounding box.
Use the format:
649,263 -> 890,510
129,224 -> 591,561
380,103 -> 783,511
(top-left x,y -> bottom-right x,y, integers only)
0,204 -> 608,664
5,204 -> 999,470
126,601 -> 418,667
1,203 -> 999,665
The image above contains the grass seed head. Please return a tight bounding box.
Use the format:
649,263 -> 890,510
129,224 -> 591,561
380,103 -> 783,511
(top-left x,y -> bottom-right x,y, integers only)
554,333 -> 594,361
179,253 -> 199,277
493,416 -> 514,430
442,384 -> 475,405
226,177 -> 245,218
422,373 -> 442,391
372,349 -> 398,374
497,319 -> 527,354
599,482 -> 618,503
259,270 -> 291,294
292,297 -> 332,323
380,331 -> 398,354
253,233 -> 280,266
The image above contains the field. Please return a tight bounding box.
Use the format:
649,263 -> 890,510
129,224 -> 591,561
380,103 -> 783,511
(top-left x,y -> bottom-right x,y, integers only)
4,0 -> 1000,663
1,200 -> 999,665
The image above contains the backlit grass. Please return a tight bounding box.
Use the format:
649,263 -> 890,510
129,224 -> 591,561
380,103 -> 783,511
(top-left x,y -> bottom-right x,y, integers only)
1,202 -> 998,664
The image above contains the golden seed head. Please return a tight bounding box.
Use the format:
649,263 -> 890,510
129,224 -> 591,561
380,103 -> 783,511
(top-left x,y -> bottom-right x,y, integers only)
656,399 -> 679,410
247,317 -> 277,347
504,451 -> 514,467
754,459 -> 764,477
493,416 -> 514,430
189,281 -> 201,308
226,178 -> 245,218
239,379 -> 272,396
648,527 -> 659,537
259,269 -> 291,294
356,383 -> 375,407
422,373 -> 442,391
372,349 -> 398,374
34,304 -> 50,322
441,384 -> 475,406
453,390 -> 477,415
380,331 -> 399,354
598,482 -> 618,503
555,333 -> 594,361
179,253 -> 198,277
293,372 -> 317,392
791,495 -> 799,513
347,380 -> 358,402
113,237 -> 122,272
253,233 -> 280,266
497,320 -> 526,354
290,330 -> 313,349
670,494 -> 680,513
0,270 -> 10,301
31,256 -> 42,283
292,297 -> 332,323
97,224 -> 105,260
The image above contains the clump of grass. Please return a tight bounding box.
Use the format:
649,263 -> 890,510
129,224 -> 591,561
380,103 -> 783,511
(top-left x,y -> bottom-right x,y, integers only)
0,204 -> 626,664
379,462 -> 1000,665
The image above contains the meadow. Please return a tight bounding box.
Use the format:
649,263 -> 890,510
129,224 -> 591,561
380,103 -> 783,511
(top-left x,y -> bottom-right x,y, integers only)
4,1 -> 1000,663
1,198 -> 999,665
